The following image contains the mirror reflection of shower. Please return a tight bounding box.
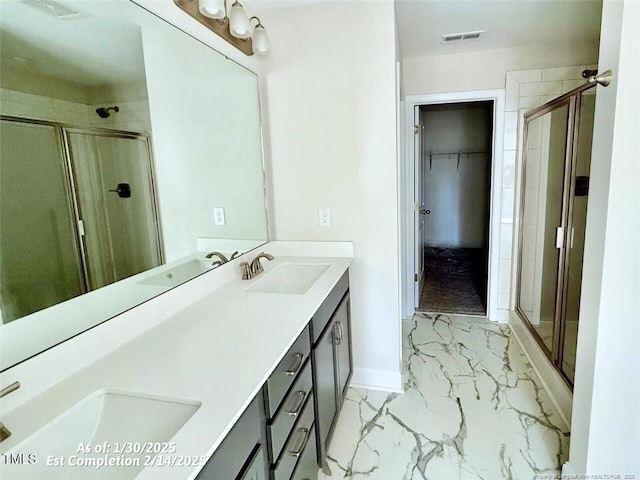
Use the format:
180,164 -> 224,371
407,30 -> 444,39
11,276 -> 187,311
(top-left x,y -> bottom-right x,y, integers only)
0,118 -> 163,323
95,106 -> 120,118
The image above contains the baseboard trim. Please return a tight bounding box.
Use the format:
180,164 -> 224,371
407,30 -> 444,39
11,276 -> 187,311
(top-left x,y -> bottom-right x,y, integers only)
562,462 -> 576,474
490,308 -> 510,323
350,367 -> 404,393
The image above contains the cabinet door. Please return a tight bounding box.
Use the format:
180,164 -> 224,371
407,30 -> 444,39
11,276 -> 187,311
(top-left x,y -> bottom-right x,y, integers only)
239,445 -> 267,480
312,319 -> 337,465
196,394 -> 262,479
334,295 -> 352,406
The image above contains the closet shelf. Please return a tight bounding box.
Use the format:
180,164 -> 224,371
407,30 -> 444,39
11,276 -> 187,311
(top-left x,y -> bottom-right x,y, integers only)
423,151 -> 490,171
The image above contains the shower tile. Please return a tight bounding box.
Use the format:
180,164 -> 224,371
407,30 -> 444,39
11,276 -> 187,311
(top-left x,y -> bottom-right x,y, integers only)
30,107 -> 53,121
498,292 -> 511,309
501,187 -> 515,222
320,315 -> 568,480
499,224 -> 514,259
505,73 -> 519,111
510,69 -> 542,84
519,96 -> 540,110
498,258 -> 512,293
1,101 -> 33,118
562,80 -> 584,92
503,150 -> 516,188
520,81 -> 563,97
542,65 -> 585,82
503,130 -> 517,150
504,111 -> 518,134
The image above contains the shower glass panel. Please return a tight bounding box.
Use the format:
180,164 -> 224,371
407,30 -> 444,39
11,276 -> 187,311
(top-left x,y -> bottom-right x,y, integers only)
516,80 -> 597,387
67,131 -> 162,290
561,91 -> 596,382
0,120 -> 84,322
518,103 -> 570,354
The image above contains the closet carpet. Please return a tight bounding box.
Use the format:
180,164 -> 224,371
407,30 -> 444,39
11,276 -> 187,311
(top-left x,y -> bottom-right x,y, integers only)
418,247 -> 486,316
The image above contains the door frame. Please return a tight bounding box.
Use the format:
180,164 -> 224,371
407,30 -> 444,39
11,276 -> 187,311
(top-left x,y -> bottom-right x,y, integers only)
402,89 -> 506,321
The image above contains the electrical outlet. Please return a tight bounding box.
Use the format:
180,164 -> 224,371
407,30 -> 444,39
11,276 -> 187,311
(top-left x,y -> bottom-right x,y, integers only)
319,208 -> 331,227
213,207 -> 225,226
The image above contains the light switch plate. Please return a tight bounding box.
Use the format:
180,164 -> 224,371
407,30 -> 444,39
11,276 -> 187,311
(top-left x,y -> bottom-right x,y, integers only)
319,208 -> 331,227
213,207 -> 226,226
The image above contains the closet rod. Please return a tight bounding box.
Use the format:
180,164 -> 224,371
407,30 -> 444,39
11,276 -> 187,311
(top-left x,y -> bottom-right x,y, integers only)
424,151 -> 488,157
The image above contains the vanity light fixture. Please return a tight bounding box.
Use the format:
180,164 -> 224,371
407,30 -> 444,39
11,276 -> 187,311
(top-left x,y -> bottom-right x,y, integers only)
175,0 -> 269,56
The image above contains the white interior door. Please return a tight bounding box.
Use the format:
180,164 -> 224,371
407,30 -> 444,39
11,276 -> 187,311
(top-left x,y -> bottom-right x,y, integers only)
414,107 -> 425,306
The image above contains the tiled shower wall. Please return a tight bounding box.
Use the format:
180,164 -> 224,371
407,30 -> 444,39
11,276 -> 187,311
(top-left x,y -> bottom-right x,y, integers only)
0,88 -> 151,134
498,64 -> 598,314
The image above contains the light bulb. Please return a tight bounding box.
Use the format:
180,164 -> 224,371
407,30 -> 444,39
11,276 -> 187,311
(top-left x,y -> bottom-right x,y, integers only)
229,1 -> 251,39
252,24 -> 270,55
198,0 -> 225,19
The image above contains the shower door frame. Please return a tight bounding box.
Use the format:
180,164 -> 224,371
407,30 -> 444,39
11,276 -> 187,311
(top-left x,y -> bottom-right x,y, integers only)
62,126 -> 165,288
0,115 -> 164,295
514,81 -> 596,387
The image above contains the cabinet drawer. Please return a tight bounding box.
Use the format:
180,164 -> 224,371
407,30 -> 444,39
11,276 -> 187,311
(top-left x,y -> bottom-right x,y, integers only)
310,271 -> 348,344
290,424 -> 318,480
272,395 -> 315,480
268,359 -> 313,462
265,325 -> 311,417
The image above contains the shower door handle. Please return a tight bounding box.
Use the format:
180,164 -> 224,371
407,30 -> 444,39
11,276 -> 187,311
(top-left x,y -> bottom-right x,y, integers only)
420,209 -> 431,215
108,183 -> 131,198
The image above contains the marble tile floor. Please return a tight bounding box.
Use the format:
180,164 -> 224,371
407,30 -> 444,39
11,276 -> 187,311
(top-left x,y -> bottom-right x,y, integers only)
319,313 -> 569,480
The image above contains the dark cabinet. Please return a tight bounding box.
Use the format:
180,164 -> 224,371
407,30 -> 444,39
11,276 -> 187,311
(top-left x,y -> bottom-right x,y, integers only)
264,324 -> 318,480
196,269 -> 351,480
196,392 -> 267,480
310,272 -> 352,471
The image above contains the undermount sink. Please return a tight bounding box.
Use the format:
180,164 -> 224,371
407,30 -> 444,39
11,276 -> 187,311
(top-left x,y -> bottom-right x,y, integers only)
246,263 -> 330,294
6,389 -> 200,479
138,259 -> 214,287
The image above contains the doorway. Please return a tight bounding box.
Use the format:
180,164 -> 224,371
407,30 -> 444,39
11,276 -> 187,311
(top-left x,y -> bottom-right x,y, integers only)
415,101 -> 493,316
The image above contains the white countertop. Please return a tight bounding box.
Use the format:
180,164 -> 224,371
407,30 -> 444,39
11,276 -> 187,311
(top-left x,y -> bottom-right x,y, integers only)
0,242 -> 352,480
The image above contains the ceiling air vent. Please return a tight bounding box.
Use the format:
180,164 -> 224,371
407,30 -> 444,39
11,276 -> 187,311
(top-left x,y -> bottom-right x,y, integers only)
442,30 -> 485,44
18,0 -> 88,19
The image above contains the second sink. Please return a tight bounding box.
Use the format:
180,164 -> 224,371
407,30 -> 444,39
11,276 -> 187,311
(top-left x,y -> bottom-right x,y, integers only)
245,263 -> 329,294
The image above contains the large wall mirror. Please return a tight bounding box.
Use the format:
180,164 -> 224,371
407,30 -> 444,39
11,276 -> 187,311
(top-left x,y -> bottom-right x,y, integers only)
0,0 -> 268,371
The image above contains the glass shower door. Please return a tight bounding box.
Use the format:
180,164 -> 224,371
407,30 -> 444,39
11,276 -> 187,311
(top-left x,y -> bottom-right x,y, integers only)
560,91 -> 596,383
516,86 -> 597,386
517,103 -> 571,355
67,131 -> 162,290
0,119 -> 85,322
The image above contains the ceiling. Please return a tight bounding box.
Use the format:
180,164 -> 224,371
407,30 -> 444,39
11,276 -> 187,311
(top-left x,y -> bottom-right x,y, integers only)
0,0 -> 603,91
0,0 -> 147,90
395,0 -> 603,58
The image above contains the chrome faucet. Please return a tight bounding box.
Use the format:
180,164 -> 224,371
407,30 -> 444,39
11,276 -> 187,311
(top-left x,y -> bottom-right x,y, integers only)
240,252 -> 274,280
206,251 -> 239,267
0,381 -> 20,442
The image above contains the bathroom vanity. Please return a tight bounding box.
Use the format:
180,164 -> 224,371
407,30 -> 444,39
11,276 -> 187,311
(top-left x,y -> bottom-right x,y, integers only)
0,242 -> 353,480
196,265 -> 352,480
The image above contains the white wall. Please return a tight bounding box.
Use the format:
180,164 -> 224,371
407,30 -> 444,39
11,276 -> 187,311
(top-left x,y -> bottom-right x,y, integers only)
403,43 -> 600,96
569,0 -> 640,475
421,105 -> 492,248
141,18 -> 267,259
261,0 -> 402,390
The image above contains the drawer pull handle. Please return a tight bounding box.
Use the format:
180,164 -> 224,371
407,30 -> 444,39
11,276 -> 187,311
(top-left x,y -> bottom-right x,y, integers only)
284,353 -> 304,376
286,391 -> 307,417
288,427 -> 311,458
